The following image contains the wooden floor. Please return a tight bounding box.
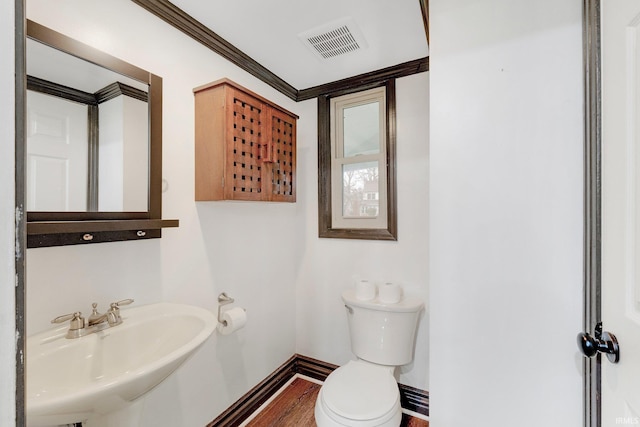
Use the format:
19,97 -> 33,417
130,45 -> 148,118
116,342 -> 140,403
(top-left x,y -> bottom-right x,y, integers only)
245,377 -> 428,427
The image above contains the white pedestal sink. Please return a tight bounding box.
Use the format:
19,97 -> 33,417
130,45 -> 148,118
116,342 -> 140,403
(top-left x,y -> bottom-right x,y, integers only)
26,302 -> 217,426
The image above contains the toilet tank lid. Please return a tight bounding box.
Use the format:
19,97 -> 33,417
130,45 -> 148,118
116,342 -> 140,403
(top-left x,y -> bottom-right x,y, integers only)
342,289 -> 424,313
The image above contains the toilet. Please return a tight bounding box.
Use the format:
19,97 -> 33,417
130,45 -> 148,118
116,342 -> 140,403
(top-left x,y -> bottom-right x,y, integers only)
314,289 -> 424,427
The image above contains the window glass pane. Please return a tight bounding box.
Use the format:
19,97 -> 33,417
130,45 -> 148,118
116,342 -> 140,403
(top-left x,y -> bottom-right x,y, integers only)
343,101 -> 380,157
342,161 -> 379,217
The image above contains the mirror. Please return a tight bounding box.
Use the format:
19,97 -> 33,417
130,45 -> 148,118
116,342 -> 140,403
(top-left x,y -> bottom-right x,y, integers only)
27,38 -> 149,212
25,20 -> 178,247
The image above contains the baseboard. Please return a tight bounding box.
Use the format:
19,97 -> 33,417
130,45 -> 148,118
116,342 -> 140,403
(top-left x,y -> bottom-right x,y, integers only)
207,354 -> 429,426
398,382 -> 429,417
293,354 -> 339,381
206,355 -> 297,427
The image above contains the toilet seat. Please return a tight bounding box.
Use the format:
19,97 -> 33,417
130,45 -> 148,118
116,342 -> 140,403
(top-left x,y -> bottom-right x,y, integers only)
316,360 -> 402,427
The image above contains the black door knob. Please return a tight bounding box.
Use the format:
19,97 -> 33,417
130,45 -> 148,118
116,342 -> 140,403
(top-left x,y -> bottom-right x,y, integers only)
577,328 -> 620,363
578,331 -> 599,358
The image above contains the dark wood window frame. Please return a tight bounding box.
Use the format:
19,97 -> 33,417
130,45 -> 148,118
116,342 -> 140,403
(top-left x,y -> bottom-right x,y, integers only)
318,79 -> 397,241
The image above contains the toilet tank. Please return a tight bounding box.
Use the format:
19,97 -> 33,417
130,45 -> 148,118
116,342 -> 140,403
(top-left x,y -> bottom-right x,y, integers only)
342,289 -> 424,366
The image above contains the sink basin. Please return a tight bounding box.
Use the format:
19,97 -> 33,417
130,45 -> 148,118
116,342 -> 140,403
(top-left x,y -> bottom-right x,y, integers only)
26,302 -> 217,426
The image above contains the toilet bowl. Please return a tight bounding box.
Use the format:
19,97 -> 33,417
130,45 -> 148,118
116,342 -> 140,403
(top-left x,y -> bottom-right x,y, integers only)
314,360 -> 402,427
314,289 -> 424,427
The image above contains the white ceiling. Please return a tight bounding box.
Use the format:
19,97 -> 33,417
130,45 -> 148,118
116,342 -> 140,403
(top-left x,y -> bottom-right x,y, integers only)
168,0 -> 429,90
27,39 -> 148,93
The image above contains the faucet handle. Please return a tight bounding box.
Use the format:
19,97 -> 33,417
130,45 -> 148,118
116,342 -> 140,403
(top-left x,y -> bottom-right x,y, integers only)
107,299 -> 134,326
51,312 -> 77,323
51,311 -> 85,330
110,299 -> 134,309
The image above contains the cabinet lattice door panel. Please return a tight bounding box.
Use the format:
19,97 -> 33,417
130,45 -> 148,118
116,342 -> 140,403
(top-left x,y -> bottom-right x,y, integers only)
267,108 -> 296,202
227,89 -> 265,199
194,78 -> 298,202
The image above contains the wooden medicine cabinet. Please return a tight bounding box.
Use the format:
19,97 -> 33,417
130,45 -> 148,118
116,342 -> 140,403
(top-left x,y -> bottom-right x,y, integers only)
194,79 -> 298,202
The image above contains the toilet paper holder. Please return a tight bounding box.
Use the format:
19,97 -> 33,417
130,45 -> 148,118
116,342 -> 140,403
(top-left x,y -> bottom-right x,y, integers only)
217,292 -> 235,325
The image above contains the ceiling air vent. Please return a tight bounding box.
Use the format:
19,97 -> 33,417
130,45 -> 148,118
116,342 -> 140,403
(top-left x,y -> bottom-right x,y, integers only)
298,17 -> 368,60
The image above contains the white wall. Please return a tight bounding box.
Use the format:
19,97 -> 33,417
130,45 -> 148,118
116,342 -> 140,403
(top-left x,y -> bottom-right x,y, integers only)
295,72 -> 430,389
99,97 -> 125,210
0,0 -> 17,425
122,96 -> 149,211
99,96 -> 148,211
26,0 -> 299,425
429,0 -> 583,425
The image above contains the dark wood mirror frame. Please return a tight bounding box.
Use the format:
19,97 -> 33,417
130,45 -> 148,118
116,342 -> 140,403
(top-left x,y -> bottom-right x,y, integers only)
25,20 -> 178,248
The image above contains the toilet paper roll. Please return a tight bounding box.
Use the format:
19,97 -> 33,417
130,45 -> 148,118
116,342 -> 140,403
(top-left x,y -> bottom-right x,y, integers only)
355,280 -> 376,301
217,307 -> 247,335
378,282 -> 403,304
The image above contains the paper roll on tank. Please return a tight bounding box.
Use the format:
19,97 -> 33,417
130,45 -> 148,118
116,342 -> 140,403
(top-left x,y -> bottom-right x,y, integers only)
378,282 -> 403,304
355,280 -> 376,301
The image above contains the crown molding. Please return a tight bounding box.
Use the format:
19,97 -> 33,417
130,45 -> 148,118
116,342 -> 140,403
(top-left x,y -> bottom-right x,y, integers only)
130,0 -> 299,100
130,0 -> 429,102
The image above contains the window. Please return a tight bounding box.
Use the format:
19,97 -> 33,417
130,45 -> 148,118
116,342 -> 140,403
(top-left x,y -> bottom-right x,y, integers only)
318,80 -> 397,240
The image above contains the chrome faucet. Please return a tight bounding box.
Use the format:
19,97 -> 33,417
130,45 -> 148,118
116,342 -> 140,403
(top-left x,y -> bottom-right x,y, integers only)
51,299 -> 134,339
